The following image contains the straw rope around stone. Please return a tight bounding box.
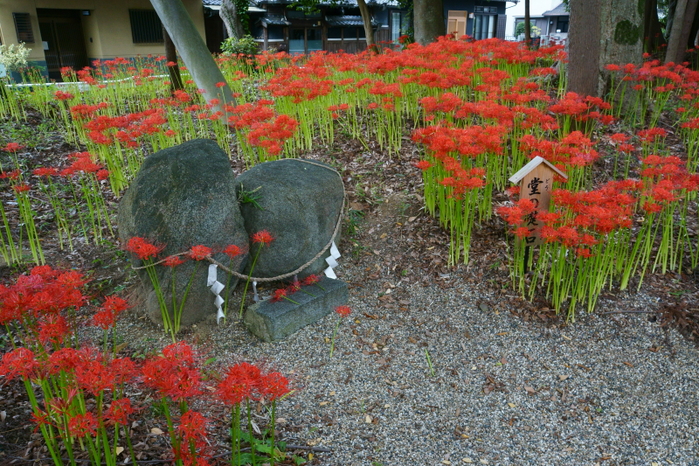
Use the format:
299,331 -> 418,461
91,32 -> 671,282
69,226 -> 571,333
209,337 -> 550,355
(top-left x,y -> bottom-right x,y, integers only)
130,158 -> 346,283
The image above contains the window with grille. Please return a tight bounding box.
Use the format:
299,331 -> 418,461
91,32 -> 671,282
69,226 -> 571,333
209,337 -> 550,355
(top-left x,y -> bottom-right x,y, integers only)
129,9 -> 163,43
13,12 -> 35,43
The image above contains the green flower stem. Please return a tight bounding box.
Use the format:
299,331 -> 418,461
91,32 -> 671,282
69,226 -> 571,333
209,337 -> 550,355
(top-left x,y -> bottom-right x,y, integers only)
173,262 -> 200,338
161,399 -> 182,466
329,317 -> 343,358
231,403 -> 241,466
240,245 -> 264,318
247,400 -> 257,466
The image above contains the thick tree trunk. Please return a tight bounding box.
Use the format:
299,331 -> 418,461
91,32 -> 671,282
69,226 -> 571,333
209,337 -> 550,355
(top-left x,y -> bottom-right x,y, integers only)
357,0 -> 376,52
568,0 -> 643,98
150,0 -> 236,114
413,0 -> 445,45
220,0 -> 246,40
665,0 -> 699,63
567,0 -> 602,97
163,26 -> 184,92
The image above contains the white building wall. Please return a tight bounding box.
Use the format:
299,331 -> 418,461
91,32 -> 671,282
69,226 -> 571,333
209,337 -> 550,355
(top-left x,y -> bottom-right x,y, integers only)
505,0 -> 561,38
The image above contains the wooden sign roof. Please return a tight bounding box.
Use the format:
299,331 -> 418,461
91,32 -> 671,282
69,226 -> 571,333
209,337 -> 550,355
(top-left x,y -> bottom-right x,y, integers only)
508,156 -> 568,185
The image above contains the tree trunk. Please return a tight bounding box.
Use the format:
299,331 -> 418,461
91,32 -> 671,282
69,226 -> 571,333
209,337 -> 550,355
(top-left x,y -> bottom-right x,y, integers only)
150,0 -> 236,115
357,0 -> 377,52
567,0 -> 602,97
690,4 -> 699,51
413,0 -> 445,45
524,0 -> 531,47
568,0 -> 643,98
665,0 -> 699,63
643,0 -> 666,54
220,0 -> 246,40
163,26 -> 184,92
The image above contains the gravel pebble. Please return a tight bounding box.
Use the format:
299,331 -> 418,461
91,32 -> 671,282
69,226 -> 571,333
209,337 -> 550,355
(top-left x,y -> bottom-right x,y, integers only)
110,262 -> 699,466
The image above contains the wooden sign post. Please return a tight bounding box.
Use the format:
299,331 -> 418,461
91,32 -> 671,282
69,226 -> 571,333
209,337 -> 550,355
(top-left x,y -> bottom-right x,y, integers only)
508,156 -> 567,246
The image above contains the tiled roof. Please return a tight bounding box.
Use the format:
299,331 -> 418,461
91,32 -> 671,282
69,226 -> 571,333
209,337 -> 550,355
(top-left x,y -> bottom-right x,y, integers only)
261,14 -> 291,26
542,3 -> 569,16
326,15 -> 378,27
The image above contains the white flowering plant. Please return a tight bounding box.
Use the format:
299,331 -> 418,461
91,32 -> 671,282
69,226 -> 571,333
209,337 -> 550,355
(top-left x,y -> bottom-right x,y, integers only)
0,42 -> 31,72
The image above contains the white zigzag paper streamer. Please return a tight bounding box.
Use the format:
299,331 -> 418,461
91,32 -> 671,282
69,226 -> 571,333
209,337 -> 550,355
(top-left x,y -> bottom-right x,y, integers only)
207,264 -> 226,324
324,241 -> 341,279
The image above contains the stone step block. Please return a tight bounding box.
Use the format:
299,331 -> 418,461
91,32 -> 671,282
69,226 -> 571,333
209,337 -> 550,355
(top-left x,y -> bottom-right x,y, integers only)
244,277 -> 348,342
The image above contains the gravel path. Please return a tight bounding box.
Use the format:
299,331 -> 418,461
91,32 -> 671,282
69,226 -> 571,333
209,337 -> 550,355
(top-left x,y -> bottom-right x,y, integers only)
157,269 -> 699,466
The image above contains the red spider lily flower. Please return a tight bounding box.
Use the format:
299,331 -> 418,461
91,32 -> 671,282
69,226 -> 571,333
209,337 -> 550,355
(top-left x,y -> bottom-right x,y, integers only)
31,409 -> 54,428
252,230 -> 274,245
56,270 -> 88,288
142,342 -> 202,401
54,90 -> 74,100
163,255 -> 185,268
105,397 -> 135,426
109,357 -> 137,386
513,226 -> 532,239
125,237 -> 162,261
47,347 -> 88,375
215,81 -> 226,88
216,377 -> 252,406
38,314 -> 71,345
335,305 -> 351,317
33,167 -> 59,177
217,362 -> 262,403
414,160 -> 432,170
301,274 -> 321,286
96,169 -> 109,180
223,244 -> 242,259
67,412 -> 97,438
271,288 -> 288,302
610,133 -> 629,144
234,361 -> 263,385
177,410 -> 209,448
12,183 -> 30,194
259,371 -> 290,401
0,169 -> 21,180
3,142 -> 22,152
189,245 -> 212,260
642,201 -> 663,213
287,280 -> 302,293
0,348 -> 39,381
75,358 -> 117,395
92,295 -> 129,329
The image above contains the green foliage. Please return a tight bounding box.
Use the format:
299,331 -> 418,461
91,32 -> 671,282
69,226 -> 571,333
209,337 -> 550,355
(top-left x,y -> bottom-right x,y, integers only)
236,0 -> 251,33
221,35 -> 258,56
345,208 -> 365,236
238,184 -> 263,209
614,20 -> 641,45
515,21 -> 541,37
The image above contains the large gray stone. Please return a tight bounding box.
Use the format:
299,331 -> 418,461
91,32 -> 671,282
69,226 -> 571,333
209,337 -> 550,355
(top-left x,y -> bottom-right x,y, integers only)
118,139 -> 248,327
244,277 -> 348,342
234,159 -> 343,279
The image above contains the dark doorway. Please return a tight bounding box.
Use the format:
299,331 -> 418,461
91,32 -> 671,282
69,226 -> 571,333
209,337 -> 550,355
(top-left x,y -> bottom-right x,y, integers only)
37,9 -> 88,82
